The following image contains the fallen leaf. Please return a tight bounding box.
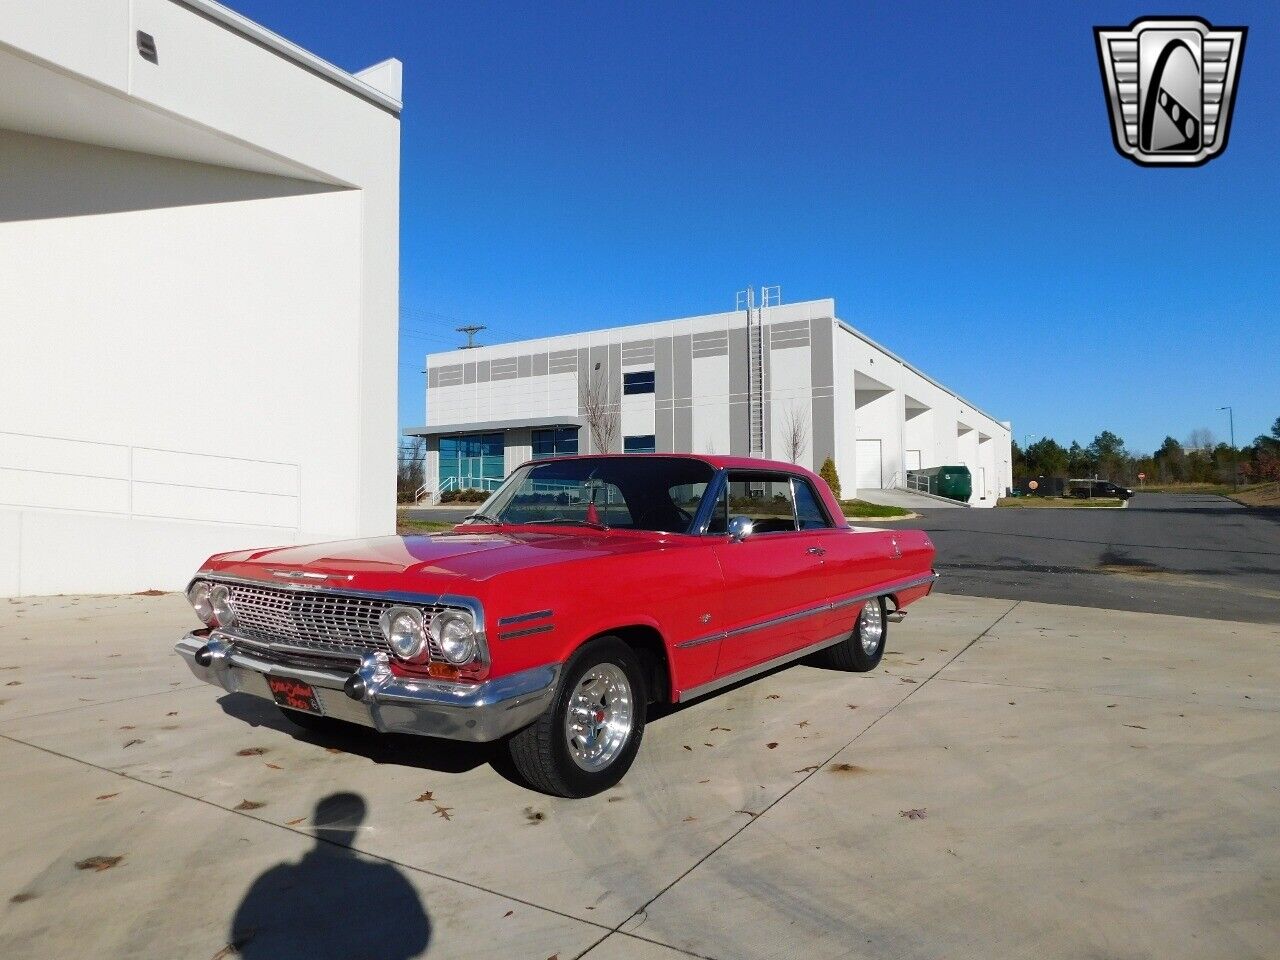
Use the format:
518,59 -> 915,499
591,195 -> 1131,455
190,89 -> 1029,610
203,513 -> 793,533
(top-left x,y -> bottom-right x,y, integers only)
795,720 -> 810,729
682,816 -> 698,822
264,762 -> 283,770
432,804 -> 453,821
766,741 -> 778,749
166,711 -> 178,717
710,726 -> 731,732
237,747 -> 268,757
697,779 -> 710,784
1106,704 -> 1117,708
703,742 -> 714,747
285,817 -> 306,826
682,745 -> 692,751
95,793 -> 119,801
75,855 -> 123,872
234,800 -> 265,811
830,763 -> 866,774
794,765 -> 820,774
524,807 -> 545,824
209,931 -> 255,960
846,704 -> 858,710
5,680 -> 20,686
414,790 -> 436,803
503,910 -> 514,918
120,725 -> 136,730
122,738 -> 144,749
1124,724 -> 1147,730
765,694 -> 780,700
899,677 -> 917,684
899,808 -> 927,820
735,809 -> 759,818
1008,701 -> 1016,706
10,892 -> 36,903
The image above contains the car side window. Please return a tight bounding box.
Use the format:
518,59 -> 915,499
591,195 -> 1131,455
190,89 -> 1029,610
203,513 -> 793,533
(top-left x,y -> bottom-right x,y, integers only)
793,479 -> 833,530
723,473 -> 797,534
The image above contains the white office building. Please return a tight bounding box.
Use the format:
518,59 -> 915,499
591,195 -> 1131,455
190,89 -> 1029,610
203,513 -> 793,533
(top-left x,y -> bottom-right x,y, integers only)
1,0 -> 401,595
410,298 -> 1012,506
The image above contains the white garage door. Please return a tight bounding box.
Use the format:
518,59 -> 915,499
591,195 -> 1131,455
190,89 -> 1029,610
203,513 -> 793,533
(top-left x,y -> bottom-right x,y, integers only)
855,439 -> 883,489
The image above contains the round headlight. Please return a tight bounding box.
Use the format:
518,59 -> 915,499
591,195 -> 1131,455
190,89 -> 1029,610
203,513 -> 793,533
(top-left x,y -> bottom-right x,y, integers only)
431,611 -> 478,666
380,607 -> 428,663
209,584 -> 236,628
187,581 -> 214,625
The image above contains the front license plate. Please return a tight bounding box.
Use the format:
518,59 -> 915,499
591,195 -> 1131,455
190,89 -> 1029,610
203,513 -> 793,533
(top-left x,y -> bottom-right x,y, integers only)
266,676 -> 322,715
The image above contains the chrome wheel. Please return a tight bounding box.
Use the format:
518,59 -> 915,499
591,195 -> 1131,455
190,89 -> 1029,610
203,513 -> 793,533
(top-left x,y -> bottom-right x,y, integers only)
858,600 -> 885,655
564,663 -> 634,773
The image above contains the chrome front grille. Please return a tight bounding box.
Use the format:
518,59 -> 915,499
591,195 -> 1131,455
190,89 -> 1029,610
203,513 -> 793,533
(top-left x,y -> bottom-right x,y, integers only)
217,580 -> 446,659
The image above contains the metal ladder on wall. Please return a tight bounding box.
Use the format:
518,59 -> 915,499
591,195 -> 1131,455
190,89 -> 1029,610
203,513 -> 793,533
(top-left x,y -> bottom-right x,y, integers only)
737,285 -> 780,456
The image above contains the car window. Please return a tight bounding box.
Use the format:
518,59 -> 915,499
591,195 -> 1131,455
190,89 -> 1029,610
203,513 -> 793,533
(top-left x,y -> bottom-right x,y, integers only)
722,473 -> 798,534
793,478 -> 833,529
483,456 -> 715,532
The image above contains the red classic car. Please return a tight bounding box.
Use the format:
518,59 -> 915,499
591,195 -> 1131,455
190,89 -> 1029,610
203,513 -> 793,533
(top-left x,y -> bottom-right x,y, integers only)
177,454 -> 936,796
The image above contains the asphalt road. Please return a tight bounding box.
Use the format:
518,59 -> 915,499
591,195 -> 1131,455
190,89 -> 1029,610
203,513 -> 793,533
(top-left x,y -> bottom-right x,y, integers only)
864,493 -> 1280,624
405,494 -> 1280,624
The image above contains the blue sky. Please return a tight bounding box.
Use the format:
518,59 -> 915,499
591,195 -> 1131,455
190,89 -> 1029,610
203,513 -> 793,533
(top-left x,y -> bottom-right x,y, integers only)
235,1 -> 1278,454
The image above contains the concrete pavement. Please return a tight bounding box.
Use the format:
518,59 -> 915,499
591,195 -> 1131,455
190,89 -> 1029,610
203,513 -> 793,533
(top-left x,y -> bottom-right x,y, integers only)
2,591 -> 1278,959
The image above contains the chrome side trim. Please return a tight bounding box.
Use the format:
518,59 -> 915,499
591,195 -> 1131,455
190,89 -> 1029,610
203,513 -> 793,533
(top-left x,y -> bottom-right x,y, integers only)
676,629 -> 851,703
497,609 -> 552,627
673,570 -> 938,701
674,632 -> 724,650
498,624 -> 554,640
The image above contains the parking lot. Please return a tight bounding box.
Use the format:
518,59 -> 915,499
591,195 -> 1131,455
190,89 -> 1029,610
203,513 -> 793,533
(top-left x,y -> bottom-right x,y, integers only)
3,580 -> 1278,959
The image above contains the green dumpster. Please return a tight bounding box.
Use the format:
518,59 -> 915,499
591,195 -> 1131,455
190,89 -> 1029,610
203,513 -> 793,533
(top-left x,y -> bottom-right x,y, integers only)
907,465 -> 972,503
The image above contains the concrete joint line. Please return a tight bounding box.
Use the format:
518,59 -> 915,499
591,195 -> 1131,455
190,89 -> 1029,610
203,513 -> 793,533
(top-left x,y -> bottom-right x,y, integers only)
0,732 -> 616,937
607,600 -> 1023,945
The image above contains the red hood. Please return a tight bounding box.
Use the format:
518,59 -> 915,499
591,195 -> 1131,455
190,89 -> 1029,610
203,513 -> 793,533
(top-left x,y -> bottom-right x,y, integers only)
204,529 -> 667,590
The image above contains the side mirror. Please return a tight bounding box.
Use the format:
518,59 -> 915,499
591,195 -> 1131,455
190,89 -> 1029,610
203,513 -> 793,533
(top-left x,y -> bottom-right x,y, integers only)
727,515 -> 754,542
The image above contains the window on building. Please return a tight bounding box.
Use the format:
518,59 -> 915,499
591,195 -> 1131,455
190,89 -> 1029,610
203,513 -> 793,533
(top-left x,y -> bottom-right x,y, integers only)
438,433 -> 504,491
531,427 -> 579,460
623,370 -> 655,395
623,435 -> 657,454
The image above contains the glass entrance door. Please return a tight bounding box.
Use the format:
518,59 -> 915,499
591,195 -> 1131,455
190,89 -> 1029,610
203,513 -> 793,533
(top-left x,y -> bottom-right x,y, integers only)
439,433 -> 505,491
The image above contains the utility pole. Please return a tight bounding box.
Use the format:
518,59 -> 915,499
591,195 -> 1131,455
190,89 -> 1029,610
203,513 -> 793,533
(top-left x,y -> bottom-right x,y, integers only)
1219,405 -> 1237,490
456,325 -> 485,349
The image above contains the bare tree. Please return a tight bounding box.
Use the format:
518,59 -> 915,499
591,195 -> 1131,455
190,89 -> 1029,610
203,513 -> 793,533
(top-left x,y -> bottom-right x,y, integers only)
581,367 -> 620,454
780,404 -> 808,464
397,436 -> 426,502
1186,427 -> 1217,452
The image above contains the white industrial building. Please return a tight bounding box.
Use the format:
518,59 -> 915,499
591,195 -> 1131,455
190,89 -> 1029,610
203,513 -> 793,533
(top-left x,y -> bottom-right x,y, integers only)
0,0 -> 401,595
409,297 -> 1013,506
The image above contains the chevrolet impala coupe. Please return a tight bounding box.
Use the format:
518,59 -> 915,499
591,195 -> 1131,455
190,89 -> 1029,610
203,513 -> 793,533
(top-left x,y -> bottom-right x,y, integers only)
177,454 -> 936,796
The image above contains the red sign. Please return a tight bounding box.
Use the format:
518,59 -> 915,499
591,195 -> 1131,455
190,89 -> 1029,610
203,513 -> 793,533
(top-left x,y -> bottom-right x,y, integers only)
1138,472 -> 1146,481
1028,480 -> 1039,490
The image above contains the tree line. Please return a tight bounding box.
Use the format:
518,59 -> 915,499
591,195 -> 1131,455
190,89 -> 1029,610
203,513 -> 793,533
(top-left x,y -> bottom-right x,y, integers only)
1016,417 -> 1280,485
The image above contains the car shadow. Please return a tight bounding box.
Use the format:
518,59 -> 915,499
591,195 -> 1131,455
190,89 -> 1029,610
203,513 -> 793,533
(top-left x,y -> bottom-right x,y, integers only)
217,692 -> 497,774
227,792 -> 431,959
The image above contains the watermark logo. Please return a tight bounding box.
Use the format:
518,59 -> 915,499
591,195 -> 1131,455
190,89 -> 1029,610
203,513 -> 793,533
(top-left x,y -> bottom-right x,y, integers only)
1094,17 -> 1246,167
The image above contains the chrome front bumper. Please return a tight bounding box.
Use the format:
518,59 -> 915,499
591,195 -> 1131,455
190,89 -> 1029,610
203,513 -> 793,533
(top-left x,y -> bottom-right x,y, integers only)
175,632 -> 558,742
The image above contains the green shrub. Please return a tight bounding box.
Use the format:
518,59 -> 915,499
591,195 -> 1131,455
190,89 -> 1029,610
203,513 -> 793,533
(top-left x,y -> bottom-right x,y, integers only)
818,457 -> 842,500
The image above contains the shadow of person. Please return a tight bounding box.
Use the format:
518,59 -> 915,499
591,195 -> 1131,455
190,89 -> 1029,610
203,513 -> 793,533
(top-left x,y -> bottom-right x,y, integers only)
229,792 -> 431,959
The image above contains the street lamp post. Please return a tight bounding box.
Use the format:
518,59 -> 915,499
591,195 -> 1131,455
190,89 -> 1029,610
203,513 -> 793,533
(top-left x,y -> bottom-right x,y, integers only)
1219,406 -> 1236,490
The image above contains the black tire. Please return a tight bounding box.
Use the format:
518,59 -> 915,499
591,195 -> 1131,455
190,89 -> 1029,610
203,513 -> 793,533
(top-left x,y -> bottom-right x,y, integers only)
507,637 -> 647,798
817,597 -> 887,672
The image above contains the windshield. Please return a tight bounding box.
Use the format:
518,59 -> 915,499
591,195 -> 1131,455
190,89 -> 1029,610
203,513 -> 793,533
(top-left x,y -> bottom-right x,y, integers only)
478,456 -> 716,533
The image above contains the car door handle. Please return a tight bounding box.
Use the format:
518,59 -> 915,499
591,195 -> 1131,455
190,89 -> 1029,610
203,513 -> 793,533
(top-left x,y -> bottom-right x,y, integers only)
807,546 -> 826,556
